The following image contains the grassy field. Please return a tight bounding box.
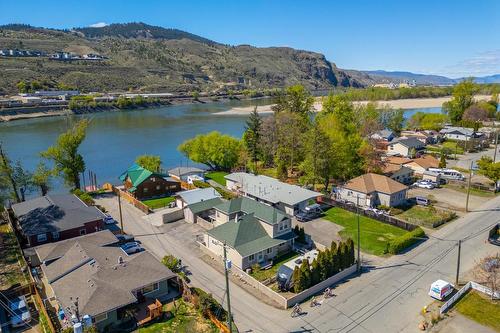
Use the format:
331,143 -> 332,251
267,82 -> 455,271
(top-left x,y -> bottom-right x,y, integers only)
138,300 -> 218,333
397,206 -> 456,228
455,291 -> 500,332
443,184 -> 496,198
0,224 -> 29,289
323,207 -> 407,256
250,251 -> 299,282
205,171 -> 228,186
142,196 -> 175,209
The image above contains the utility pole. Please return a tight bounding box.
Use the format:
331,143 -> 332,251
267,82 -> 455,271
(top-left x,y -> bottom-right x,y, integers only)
465,160 -> 473,212
455,240 -> 462,286
356,195 -> 361,273
118,193 -> 124,234
223,242 -> 233,333
494,131 -> 498,163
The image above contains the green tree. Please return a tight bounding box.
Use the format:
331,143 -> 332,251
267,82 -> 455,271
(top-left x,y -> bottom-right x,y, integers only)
292,266 -> 302,293
443,79 -> 478,124
379,107 -> 404,135
12,161 -> 34,202
161,254 -> 181,273
317,251 -> 329,281
32,162 -> 52,196
319,94 -> 368,181
178,131 -> 242,171
135,155 -> 162,172
0,144 -> 21,202
275,111 -> 308,172
439,153 -> 447,169
310,258 -> 320,286
300,122 -> 334,189
272,85 -> 314,120
477,156 -> 500,184
41,119 -> 89,190
299,259 -> 312,290
347,238 -> 355,266
243,107 -> 262,170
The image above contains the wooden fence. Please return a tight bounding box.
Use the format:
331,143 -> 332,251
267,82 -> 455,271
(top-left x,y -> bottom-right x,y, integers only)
106,184 -> 151,214
33,288 -> 57,333
318,197 -> 417,231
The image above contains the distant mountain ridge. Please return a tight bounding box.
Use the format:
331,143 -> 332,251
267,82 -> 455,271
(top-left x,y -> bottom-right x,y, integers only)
348,69 -> 500,85
0,22 -> 364,94
73,22 -> 217,45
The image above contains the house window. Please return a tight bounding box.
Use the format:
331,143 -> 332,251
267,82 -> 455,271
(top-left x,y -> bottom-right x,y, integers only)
248,254 -> 255,261
266,248 -> 272,254
279,224 -> 283,231
144,187 -> 149,193
93,312 -> 108,323
283,223 -> 288,229
37,233 -> 47,243
156,185 -> 161,190
142,282 -> 160,294
52,231 -> 59,240
80,229 -> 86,235
151,177 -> 156,182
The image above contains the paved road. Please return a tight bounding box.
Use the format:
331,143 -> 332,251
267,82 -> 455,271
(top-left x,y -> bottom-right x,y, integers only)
447,146 -> 497,169
97,194 -> 500,333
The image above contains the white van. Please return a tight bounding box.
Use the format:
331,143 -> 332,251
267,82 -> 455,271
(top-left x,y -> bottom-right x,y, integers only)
428,280 -> 454,300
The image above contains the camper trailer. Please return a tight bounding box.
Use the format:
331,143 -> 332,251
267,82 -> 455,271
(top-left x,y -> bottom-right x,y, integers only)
276,249 -> 319,291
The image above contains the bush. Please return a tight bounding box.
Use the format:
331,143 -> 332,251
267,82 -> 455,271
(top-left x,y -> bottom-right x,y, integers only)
215,187 -> 237,200
193,180 -> 211,188
385,227 -> 425,254
71,189 -> 95,205
377,205 -> 390,211
162,255 -> 181,273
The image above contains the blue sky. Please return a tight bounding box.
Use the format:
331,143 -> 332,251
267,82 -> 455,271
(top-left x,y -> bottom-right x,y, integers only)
1,0 -> 499,78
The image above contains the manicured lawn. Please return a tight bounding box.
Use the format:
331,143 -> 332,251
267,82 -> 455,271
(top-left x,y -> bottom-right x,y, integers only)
323,207 -> 407,256
397,206 -> 456,228
0,224 -> 29,289
205,171 -> 228,186
142,196 -> 175,209
455,291 -> 500,332
442,141 -> 464,155
138,299 -> 218,333
250,251 -> 300,282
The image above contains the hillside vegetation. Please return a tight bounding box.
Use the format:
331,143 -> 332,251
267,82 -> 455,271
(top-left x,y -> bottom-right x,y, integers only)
0,22 -> 363,94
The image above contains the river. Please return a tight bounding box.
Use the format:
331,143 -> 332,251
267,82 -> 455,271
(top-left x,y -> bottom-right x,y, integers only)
0,100 -> 442,193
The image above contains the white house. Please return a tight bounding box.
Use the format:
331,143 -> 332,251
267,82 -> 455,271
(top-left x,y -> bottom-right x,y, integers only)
387,137 -> 426,157
224,173 -> 322,216
168,166 -> 205,182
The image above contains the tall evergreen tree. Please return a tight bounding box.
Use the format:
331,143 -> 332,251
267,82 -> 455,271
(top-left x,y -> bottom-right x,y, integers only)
310,259 -> 320,286
300,260 -> 312,290
347,238 -> 355,266
0,143 -> 20,203
318,251 -> 329,281
243,107 -> 262,171
292,266 -> 302,293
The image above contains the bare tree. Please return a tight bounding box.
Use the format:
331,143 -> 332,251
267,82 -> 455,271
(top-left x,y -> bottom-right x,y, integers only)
473,254 -> 500,299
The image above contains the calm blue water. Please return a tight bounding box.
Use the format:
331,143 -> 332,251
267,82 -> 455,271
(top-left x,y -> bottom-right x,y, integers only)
0,101 -> 442,193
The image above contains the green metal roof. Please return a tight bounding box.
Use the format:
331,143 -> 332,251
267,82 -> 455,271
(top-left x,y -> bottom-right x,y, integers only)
214,197 -> 289,225
187,197 -> 225,215
119,164 -> 164,188
207,213 -> 285,257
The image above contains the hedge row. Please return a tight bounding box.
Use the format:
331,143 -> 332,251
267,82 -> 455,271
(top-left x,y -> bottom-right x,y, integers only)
386,227 -> 425,254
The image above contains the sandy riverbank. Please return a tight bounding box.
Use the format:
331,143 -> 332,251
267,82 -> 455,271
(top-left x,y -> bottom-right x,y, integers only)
215,95 -> 493,116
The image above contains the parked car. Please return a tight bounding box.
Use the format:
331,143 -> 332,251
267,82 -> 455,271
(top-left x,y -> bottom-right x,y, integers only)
103,215 -> 117,225
120,242 -> 143,255
9,295 -> 31,328
488,224 -> 500,246
428,280 -> 454,300
412,180 -> 434,189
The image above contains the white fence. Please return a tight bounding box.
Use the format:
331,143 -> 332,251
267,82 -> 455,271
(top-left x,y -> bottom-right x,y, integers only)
440,281 -> 499,314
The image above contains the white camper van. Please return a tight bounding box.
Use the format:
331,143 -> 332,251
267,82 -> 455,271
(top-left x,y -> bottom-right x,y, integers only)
428,279 -> 454,300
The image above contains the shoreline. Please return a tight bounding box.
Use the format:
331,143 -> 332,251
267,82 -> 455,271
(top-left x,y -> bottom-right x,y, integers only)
0,94 -> 492,122
214,95 -> 493,116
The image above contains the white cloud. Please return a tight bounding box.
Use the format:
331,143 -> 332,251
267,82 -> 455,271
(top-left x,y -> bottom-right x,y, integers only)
434,49 -> 500,78
89,22 -> 108,28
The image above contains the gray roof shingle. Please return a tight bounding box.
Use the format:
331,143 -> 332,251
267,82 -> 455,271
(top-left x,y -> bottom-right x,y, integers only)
35,230 -> 176,317
224,173 -> 321,206
214,197 -> 290,225
11,194 -> 106,236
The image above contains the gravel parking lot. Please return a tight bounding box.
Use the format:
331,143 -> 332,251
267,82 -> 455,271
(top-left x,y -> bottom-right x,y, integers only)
409,187 -> 485,212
